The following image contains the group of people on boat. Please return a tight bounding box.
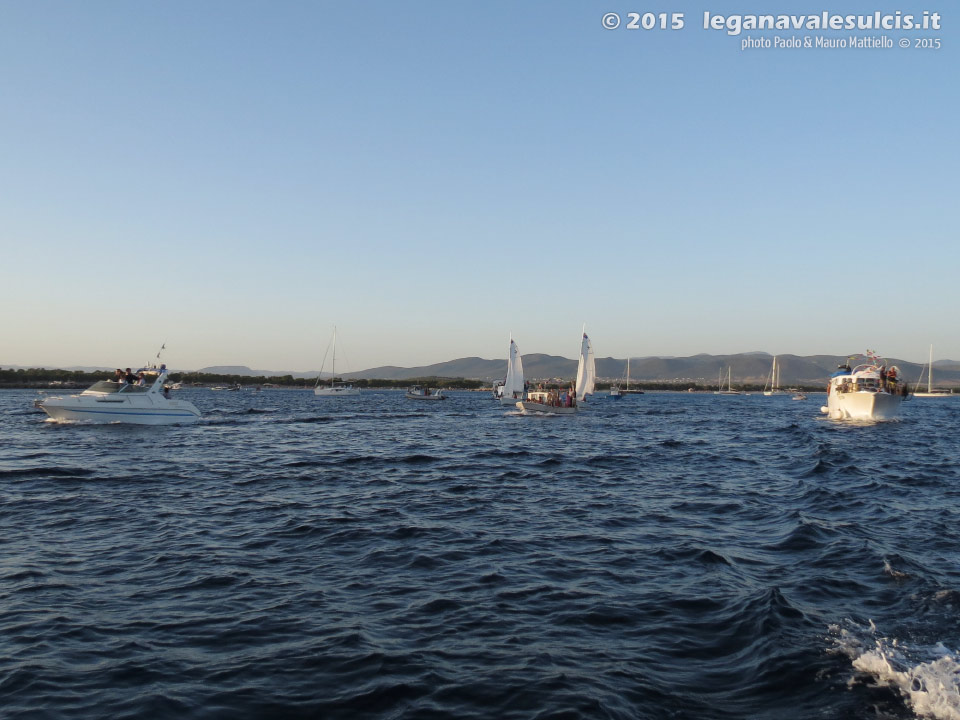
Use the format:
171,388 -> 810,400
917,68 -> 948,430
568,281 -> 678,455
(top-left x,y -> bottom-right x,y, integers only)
534,384 -> 577,408
114,367 -> 143,386
112,364 -> 172,396
829,364 -> 909,397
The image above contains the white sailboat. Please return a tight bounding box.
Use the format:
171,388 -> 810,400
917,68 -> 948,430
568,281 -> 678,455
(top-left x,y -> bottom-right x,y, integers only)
496,336 -> 525,406
314,326 -> 360,397
762,356 -> 782,396
516,328 -> 594,414
914,344 -> 954,397
714,367 -> 743,395
575,329 -> 596,402
611,357 -> 628,398
611,358 -> 624,399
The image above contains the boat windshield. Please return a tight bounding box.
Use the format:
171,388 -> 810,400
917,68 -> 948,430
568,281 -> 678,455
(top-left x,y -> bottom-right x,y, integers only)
84,381 -> 122,394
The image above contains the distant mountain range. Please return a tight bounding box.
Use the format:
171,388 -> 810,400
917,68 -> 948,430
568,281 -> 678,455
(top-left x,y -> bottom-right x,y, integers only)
192,353 -> 960,387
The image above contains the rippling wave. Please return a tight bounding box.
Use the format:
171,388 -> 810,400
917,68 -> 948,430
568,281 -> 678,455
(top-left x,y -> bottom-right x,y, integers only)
1,389 -> 958,719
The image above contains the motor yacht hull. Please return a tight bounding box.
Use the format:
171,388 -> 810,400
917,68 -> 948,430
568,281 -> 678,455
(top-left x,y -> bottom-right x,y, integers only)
40,396 -> 202,424
823,391 -> 902,420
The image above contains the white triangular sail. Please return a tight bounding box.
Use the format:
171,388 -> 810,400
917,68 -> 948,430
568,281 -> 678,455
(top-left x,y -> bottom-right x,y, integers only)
764,356 -> 779,395
503,338 -> 525,400
575,332 -> 596,401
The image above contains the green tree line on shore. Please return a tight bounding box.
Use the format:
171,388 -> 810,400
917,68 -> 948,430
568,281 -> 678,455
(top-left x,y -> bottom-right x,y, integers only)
1,367 -> 828,392
0,367 -> 486,390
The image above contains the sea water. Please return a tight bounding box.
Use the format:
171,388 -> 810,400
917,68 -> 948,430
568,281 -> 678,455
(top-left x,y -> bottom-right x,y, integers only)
1,389 -> 958,719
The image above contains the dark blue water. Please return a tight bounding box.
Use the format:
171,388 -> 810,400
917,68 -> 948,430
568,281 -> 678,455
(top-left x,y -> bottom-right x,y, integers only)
2,389 -> 959,720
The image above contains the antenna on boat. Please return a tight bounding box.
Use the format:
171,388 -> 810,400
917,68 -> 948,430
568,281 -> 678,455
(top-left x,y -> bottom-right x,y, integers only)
144,342 -> 168,370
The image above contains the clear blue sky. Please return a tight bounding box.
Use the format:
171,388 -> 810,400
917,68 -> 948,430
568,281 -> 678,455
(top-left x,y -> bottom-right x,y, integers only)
2,1 -> 956,371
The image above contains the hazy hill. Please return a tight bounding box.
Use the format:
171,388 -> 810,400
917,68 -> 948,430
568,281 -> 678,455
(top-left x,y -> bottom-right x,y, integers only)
341,353 -> 960,387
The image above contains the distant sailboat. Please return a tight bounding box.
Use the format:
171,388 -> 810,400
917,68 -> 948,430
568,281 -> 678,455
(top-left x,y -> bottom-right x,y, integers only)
575,329 -> 596,402
714,367 -> 743,395
913,344 -> 954,397
611,357 -> 635,398
314,326 -> 360,397
762,356 -> 782,396
611,357 -> 624,399
497,336 -> 525,406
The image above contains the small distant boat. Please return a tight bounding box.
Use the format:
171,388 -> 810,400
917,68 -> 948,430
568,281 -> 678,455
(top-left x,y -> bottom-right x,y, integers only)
610,356 -> 623,399
913,344 -> 955,398
211,383 -> 241,391
37,366 -> 201,425
762,356 -> 782,396
791,392 -> 807,401
611,357 -> 643,398
406,385 -> 445,400
518,328 -> 594,414
821,352 -> 906,420
714,367 -> 744,395
315,326 -> 360,397
494,336 -> 525,406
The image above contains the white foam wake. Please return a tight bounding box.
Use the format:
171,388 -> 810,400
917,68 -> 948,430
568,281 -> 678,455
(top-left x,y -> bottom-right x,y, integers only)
830,621 -> 960,720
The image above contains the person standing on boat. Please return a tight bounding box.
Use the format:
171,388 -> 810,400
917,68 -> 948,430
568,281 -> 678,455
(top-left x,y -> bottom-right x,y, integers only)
114,368 -> 125,384
124,368 -> 137,385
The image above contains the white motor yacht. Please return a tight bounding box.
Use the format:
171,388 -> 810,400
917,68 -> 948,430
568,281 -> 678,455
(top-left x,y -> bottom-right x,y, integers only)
38,367 -> 201,424
405,385 -> 445,400
821,356 -> 906,420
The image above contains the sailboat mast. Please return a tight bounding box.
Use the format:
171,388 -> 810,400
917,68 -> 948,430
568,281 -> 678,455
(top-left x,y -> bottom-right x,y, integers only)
626,358 -> 630,392
331,327 -> 337,380
929,344 -> 933,393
